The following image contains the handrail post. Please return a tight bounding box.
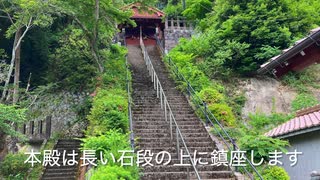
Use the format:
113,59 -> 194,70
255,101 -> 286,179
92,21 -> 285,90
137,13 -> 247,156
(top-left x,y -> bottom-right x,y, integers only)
187,167 -> 190,180
164,100 -> 167,122
157,80 -> 159,98
203,102 -> 209,126
187,83 -> 191,97
154,73 -> 156,89
232,138 -> 239,172
160,88 -> 163,109
176,127 -> 180,159
170,113 -> 173,140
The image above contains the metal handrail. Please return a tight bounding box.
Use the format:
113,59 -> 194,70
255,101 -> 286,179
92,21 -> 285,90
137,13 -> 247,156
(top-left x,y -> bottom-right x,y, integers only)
124,38 -> 135,150
140,37 -> 201,180
155,36 -> 263,180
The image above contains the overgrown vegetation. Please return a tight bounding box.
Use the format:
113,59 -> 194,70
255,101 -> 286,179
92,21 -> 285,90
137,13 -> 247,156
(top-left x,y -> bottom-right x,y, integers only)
0,153 -> 30,179
282,65 -> 320,111
0,104 -> 27,139
0,0 -> 137,179
258,166 -> 290,180
167,0 -> 320,75
82,45 -> 139,179
1,0 -> 319,179
164,0 -> 320,178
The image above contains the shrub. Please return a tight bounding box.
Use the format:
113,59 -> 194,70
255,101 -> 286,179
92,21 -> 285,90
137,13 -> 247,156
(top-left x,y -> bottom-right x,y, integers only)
167,51 -> 211,92
82,130 -> 130,161
259,166 -> 290,180
208,103 -> 236,127
239,135 -> 289,161
197,88 -> 225,104
291,93 -> 318,112
179,65 -> 211,92
90,165 -> 139,180
102,45 -> 128,89
87,88 -> 128,135
47,27 -> 96,92
248,113 -> 292,132
0,153 -> 31,179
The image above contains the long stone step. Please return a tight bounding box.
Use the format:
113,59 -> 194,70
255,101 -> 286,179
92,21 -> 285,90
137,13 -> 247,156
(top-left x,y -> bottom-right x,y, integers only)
143,165 -> 230,172
41,139 -> 81,180
134,120 -> 202,126
141,171 -> 234,180
134,125 -> 207,131
127,44 -> 234,179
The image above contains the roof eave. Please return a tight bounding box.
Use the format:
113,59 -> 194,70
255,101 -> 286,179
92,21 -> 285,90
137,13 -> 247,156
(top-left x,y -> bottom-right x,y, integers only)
257,30 -> 320,75
273,125 -> 320,139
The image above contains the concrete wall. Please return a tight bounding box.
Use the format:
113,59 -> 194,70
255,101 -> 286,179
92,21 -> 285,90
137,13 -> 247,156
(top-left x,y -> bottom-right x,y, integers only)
281,130 -> 320,180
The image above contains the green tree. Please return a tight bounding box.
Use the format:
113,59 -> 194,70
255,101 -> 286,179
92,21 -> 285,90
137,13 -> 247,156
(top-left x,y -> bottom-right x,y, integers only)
0,103 -> 27,151
0,0 -> 56,103
182,0 -> 212,21
0,103 -> 26,136
53,0 -> 132,73
174,0 -> 320,76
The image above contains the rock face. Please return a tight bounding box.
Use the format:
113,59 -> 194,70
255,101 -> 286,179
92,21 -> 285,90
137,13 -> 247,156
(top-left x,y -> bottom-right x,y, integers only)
128,44 -> 235,179
241,77 -> 297,117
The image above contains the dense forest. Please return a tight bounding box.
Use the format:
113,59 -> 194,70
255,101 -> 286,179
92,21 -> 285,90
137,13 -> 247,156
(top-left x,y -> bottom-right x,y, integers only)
0,0 -> 320,179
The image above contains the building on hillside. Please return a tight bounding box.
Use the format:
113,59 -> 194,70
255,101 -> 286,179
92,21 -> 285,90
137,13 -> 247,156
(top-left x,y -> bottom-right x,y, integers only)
258,27 -> 320,77
119,2 -> 165,46
265,104 -> 320,179
119,3 -> 193,51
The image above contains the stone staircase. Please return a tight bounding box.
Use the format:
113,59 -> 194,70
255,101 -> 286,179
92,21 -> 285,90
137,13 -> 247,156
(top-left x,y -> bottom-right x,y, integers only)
41,139 -> 81,180
127,44 -> 235,180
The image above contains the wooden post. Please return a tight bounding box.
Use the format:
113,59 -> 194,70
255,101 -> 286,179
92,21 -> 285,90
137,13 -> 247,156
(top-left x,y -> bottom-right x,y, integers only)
171,18 -> 174,29
38,120 -> 43,135
23,124 -> 26,134
30,121 -> 34,135
177,17 -> 180,29
140,26 -> 142,39
45,116 -> 52,139
165,18 -> 168,29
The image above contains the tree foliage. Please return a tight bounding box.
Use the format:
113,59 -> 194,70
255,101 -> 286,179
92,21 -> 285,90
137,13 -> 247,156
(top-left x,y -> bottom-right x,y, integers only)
172,0 -> 320,75
0,103 -> 27,138
0,153 -> 31,179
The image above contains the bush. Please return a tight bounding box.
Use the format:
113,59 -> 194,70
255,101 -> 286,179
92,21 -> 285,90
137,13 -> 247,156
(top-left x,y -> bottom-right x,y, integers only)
208,103 -> 236,127
259,166 -> 290,180
0,153 -> 31,179
47,27 -> 96,92
90,165 -> 139,180
291,93 -> 318,112
239,135 -> 289,161
197,88 -> 225,104
82,130 -> 139,179
102,45 -> 128,89
82,130 -> 130,162
248,113 -> 292,132
167,51 -> 211,92
87,88 -> 128,135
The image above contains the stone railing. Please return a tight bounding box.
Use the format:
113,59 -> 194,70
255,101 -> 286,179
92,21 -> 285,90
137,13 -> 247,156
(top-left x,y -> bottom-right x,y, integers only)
165,18 -> 193,31
19,116 -> 52,143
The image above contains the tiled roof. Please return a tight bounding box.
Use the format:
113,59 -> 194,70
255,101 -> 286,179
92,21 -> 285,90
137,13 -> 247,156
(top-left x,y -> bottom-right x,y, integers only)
265,105 -> 320,138
258,27 -> 320,71
123,2 -> 165,19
